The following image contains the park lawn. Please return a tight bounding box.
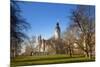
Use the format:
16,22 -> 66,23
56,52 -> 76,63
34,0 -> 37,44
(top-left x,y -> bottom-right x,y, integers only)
11,54 -> 95,67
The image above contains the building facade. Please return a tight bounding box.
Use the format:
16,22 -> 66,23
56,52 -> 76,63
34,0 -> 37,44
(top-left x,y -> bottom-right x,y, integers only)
35,22 -> 63,55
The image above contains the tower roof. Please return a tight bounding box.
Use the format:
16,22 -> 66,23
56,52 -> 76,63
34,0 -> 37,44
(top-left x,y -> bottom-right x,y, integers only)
56,22 -> 59,26
55,22 -> 60,31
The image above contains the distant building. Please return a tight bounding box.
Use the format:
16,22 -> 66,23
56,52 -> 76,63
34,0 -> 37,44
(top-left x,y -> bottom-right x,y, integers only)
33,21 -> 65,55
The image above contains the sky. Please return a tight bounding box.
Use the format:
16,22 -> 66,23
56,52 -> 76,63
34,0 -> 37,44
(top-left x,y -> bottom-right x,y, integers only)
16,1 -> 77,39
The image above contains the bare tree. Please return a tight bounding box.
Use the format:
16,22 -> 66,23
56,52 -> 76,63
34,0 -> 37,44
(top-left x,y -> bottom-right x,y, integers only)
63,26 -> 77,57
23,36 -> 36,56
69,5 -> 95,58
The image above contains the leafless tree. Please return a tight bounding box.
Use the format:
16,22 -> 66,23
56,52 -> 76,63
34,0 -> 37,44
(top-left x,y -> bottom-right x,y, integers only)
69,5 -> 95,58
21,36 -> 36,56
63,26 -> 77,57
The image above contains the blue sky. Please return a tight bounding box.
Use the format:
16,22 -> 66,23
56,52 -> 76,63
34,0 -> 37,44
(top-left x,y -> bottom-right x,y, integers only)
16,1 -> 77,39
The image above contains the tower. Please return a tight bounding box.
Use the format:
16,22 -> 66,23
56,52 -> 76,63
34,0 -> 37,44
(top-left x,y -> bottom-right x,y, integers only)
54,22 -> 61,40
38,35 -> 42,52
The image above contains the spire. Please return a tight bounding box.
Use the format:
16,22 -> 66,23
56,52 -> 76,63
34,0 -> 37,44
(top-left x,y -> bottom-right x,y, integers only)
38,35 -> 42,42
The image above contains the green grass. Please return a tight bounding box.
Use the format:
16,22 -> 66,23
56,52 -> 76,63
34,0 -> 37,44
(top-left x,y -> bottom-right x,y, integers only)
11,54 -> 95,67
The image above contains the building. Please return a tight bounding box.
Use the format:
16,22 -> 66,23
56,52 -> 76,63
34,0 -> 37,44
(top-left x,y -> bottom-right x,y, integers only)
34,21 -> 66,55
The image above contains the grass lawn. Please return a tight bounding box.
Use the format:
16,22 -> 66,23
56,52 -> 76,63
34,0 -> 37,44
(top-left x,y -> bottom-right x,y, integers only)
11,54 -> 95,67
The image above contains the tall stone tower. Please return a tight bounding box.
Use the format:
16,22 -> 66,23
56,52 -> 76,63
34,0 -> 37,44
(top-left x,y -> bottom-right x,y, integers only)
54,22 -> 61,40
